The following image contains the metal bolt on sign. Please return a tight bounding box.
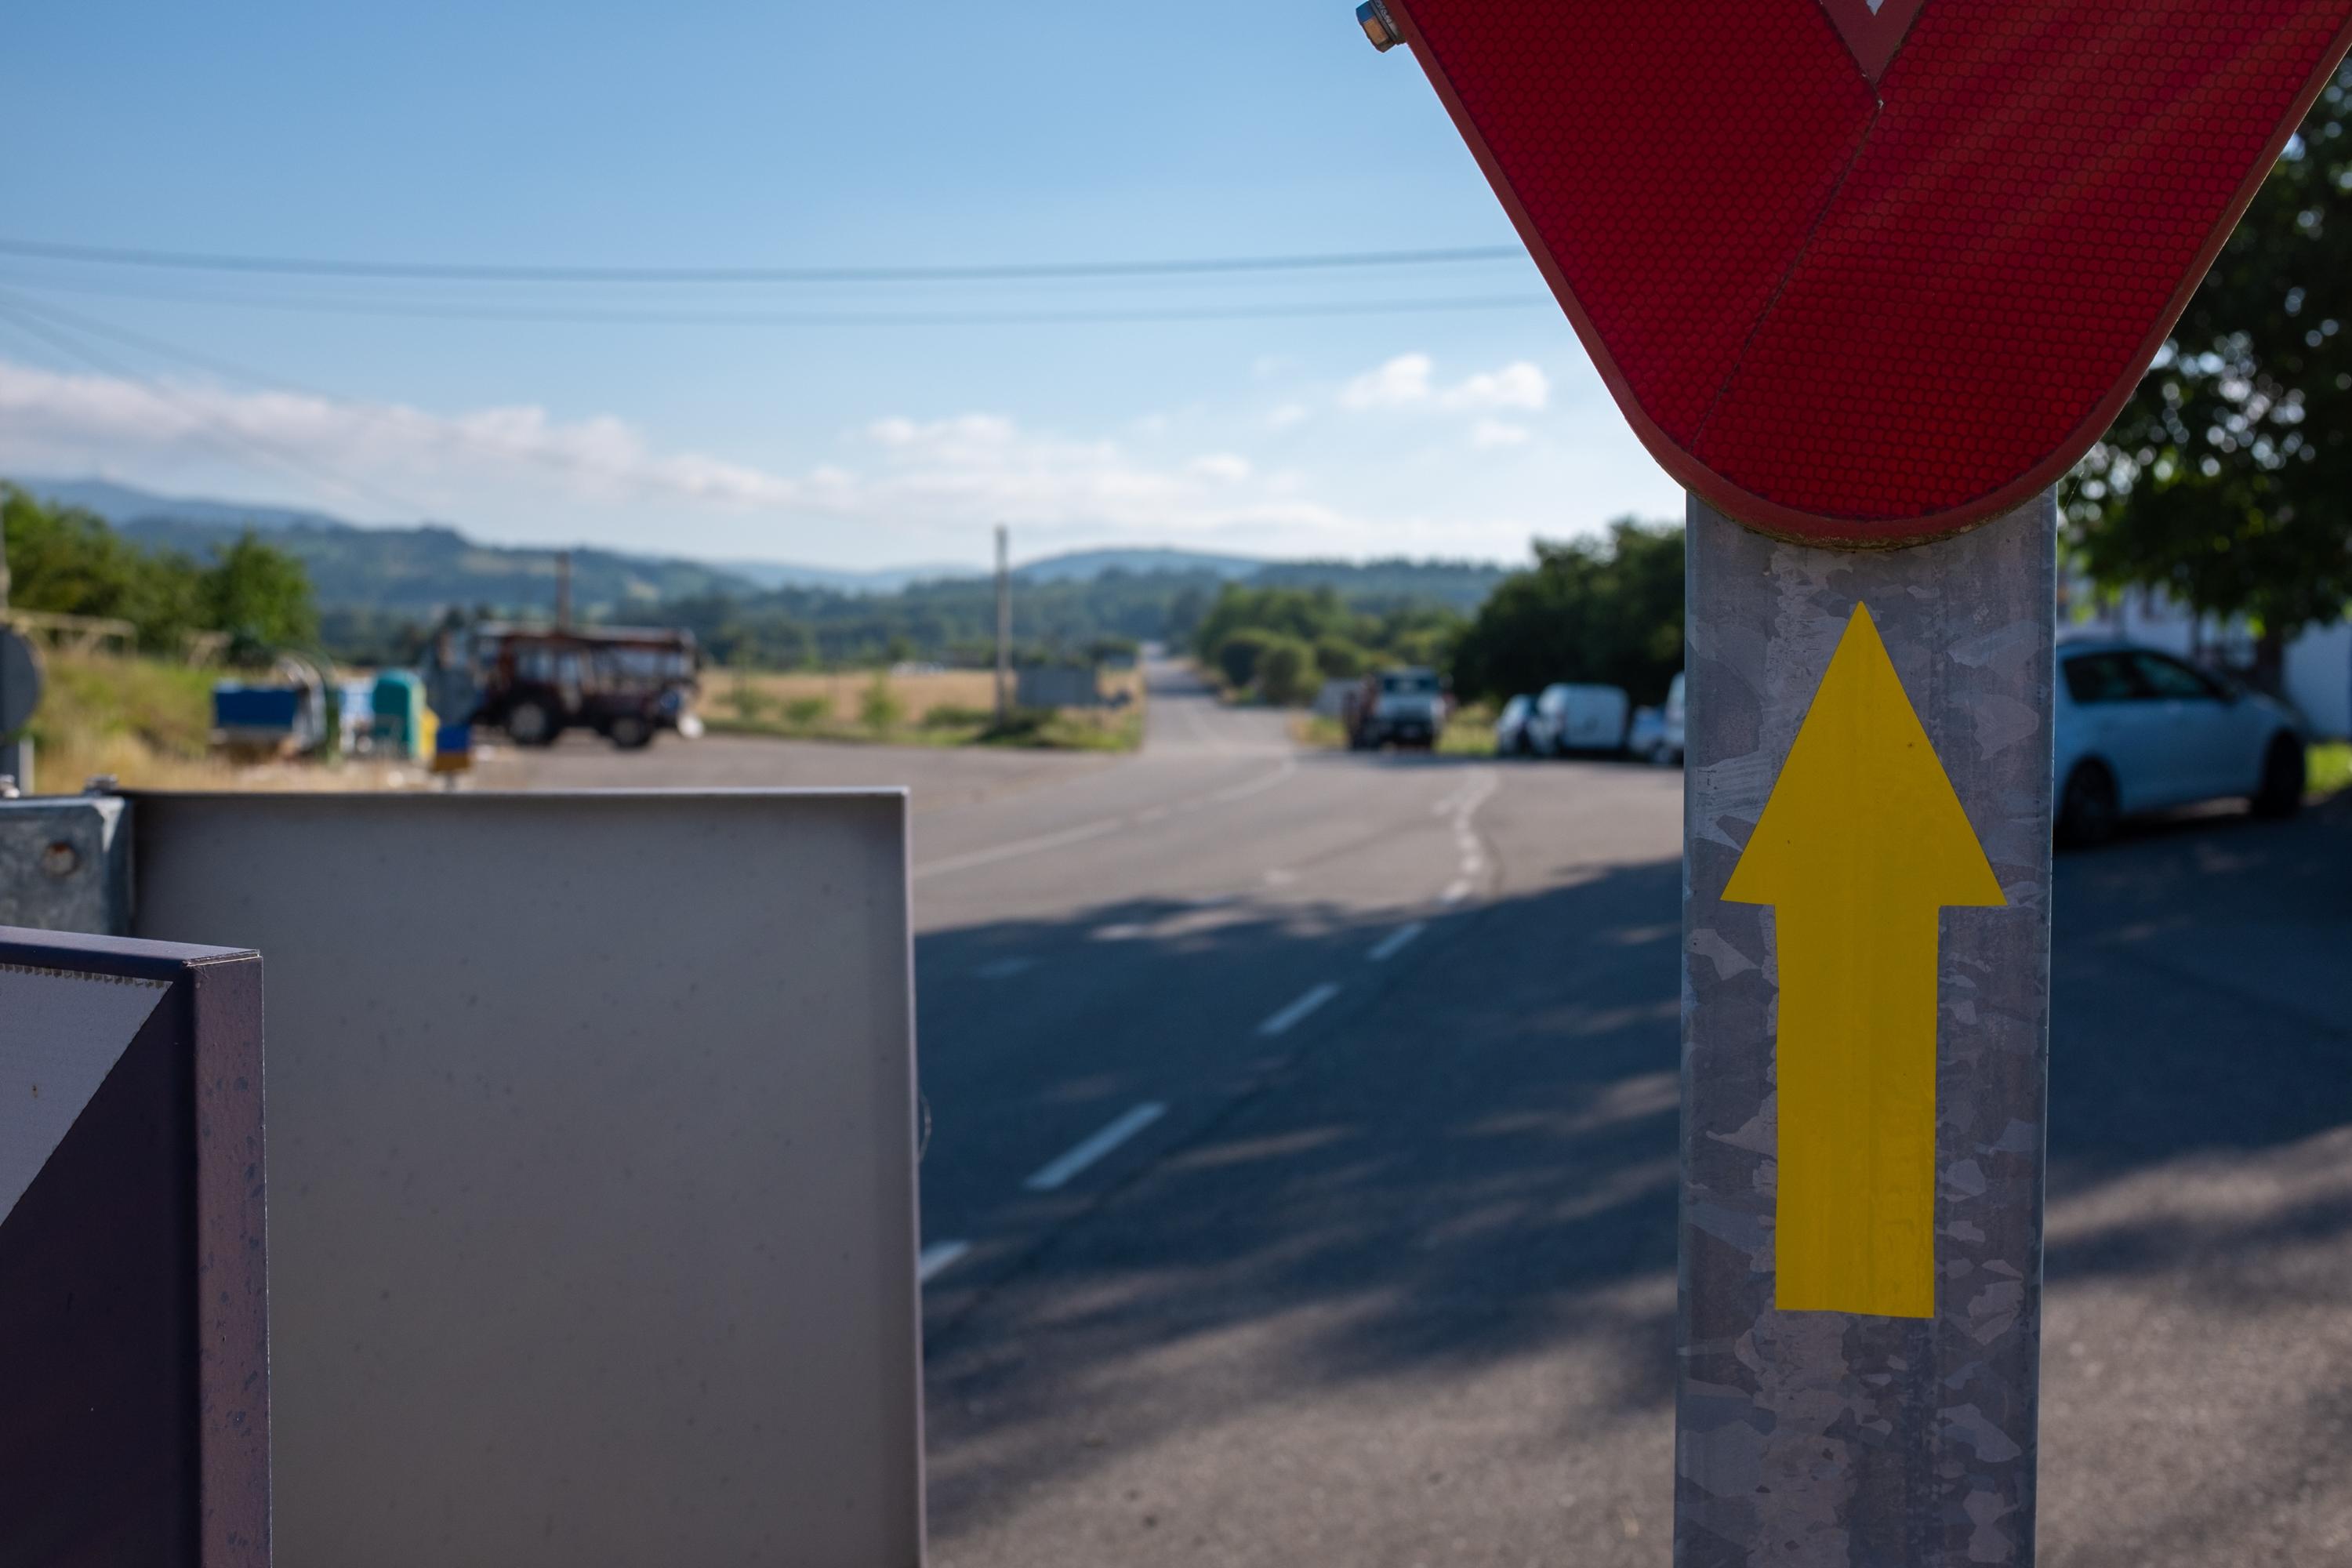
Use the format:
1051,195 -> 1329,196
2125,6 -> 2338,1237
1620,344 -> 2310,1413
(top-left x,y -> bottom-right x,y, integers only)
1363,2 -> 2352,1561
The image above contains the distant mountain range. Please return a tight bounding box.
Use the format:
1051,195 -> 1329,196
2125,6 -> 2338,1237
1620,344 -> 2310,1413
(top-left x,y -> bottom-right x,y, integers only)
6,477 -> 1508,621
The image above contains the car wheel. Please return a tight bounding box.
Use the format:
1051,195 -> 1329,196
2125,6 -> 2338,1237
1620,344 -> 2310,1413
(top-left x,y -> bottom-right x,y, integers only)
505,699 -> 558,747
2056,761 -> 2118,849
608,714 -> 655,750
2251,734 -> 2305,818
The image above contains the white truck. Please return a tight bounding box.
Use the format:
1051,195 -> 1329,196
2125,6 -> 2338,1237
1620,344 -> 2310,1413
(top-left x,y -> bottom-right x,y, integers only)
1346,667 -> 1446,750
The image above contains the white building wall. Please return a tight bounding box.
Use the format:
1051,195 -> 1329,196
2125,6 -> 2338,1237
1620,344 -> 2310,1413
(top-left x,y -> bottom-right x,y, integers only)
2285,622 -> 2352,737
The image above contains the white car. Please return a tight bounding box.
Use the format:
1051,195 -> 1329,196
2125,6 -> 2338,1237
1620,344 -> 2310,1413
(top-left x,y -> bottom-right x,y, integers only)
1530,683 -> 1631,756
1652,672 -> 1686,765
1627,705 -> 1666,759
2055,640 -> 2307,846
1493,694 -> 1539,757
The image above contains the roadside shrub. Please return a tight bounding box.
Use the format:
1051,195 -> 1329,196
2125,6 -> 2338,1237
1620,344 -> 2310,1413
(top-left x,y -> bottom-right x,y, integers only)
922,703 -> 996,728
1256,637 -> 1320,706
783,695 -> 829,727
724,680 -> 773,722
1312,637 -> 1370,680
1215,629 -> 1277,691
859,674 -> 904,731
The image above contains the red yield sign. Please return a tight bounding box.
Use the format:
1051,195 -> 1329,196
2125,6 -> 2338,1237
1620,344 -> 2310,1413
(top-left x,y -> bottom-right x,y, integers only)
1375,0 -> 2352,544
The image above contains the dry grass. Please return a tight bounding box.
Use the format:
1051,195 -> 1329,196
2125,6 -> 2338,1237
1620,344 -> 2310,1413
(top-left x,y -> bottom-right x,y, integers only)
719,669 -> 1002,724
19,650 -> 423,794
707,666 -> 1146,750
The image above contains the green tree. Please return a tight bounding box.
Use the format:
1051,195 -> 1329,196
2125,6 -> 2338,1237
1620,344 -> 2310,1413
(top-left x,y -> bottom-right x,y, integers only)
1,485 -> 203,650
200,531 -> 320,652
1192,584 -> 1345,670
1191,580 -> 1468,690
2067,62 -> 2352,688
1255,637 -> 1320,706
1312,635 -> 1370,680
1450,519 -> 1685,706
1214,628 -> 1278,691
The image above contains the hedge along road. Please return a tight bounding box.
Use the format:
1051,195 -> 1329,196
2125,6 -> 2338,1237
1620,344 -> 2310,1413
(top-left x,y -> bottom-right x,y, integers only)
491,657 -> 2352,1566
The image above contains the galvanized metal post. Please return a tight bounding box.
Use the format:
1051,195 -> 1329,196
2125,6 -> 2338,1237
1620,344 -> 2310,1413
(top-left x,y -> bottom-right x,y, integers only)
1678,491 -> 2056,1566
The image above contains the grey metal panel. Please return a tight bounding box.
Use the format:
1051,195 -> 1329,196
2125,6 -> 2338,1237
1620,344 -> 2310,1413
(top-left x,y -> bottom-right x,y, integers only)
1014,666 -> 1103,709
129,791 -> 923,1568
1678,496 -> 2056,1566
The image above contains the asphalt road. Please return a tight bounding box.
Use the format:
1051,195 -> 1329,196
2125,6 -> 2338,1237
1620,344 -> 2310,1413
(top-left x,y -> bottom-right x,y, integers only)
495,662 -> 2352,1566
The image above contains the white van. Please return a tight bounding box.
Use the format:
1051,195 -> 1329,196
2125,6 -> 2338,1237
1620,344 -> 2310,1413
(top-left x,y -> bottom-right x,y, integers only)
1531,683 -> 1631,756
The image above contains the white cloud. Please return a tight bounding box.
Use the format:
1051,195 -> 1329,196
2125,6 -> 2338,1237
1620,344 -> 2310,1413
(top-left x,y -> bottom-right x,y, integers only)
1471,420 -> 1532,449
1339,353 -> 1436,410
0,354 -> 1610,565
0,358 -> 807,513
1337,354 -> 1551,417
1265,402 -> 1312,431
1443,362 -> 1551,412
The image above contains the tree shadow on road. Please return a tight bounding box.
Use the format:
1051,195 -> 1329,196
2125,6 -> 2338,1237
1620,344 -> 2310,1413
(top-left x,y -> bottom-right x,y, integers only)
916,854 -> 1687,1544
910,797 -> 2352,1556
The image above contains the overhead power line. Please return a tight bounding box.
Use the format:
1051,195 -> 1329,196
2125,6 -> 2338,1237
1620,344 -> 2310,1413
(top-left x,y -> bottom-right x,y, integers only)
0,287 -> 789,507
0,272 -> 1556,328
0,291 -> 430,519
0,236 -> 1528,286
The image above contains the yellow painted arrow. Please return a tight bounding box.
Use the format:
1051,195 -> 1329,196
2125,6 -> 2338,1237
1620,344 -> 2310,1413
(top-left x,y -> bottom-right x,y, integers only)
1723,604 -> 2005,1319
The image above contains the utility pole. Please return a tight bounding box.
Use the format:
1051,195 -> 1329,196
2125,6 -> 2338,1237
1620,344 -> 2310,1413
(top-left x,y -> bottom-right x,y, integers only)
555,550 -> 573,632
993,525 -> 1011,724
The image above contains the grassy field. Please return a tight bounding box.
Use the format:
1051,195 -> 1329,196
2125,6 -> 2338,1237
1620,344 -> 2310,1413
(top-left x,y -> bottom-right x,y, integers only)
2311,740 -> 2352,800
16,651 -> 420,793
706,666 -> 1146,752
1290,704 -> 1496,756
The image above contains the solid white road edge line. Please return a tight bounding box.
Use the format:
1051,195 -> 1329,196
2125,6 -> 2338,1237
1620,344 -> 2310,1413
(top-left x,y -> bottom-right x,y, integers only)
914,757 -> 1294,880
1210,755 -> 1298,804
1023,1102 -> 1170,1192
919,1240 -> 971,1284
1258,982 -> 1342,1037
1369,923 -> 1427,963
916,818 -> 1123,880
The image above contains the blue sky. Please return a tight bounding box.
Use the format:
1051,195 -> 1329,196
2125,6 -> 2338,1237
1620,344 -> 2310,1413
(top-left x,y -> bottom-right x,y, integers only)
0,1 -> 1680,570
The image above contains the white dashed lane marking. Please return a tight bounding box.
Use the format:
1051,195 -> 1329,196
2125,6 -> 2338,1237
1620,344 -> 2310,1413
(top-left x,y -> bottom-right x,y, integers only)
1023,1102 -> 1169,1192
1258,982 -> 1341,1037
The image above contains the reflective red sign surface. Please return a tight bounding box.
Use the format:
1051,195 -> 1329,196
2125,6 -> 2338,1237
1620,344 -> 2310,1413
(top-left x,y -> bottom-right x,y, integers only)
1387,0 -> 2352,544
